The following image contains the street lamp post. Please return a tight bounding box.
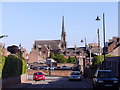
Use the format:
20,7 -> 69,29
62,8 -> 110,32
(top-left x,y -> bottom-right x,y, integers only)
89,46 -> 92,64
80,38 -> 87,76
96,13 -> 106,69
102,13 -> 106,62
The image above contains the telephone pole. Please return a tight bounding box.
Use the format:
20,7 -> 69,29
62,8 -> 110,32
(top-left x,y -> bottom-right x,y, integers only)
97,29 -> 100,56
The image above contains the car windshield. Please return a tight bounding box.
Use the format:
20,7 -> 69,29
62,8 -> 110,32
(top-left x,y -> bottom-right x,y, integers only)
98,71 -> 114,78
71,72 -> 80,75
34,72 -> 43,75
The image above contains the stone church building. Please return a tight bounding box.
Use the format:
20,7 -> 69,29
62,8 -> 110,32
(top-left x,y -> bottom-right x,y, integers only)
28,16 -> 86,72
28,16 -> 67,63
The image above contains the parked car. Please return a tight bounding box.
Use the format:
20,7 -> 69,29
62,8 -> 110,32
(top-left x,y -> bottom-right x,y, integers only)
39,66 -> 44,70
47,67 -> 55,70
69,71 -> 82,81
55,66 -> 61,70
33,72 -> 45,81
30,65 -> 34,69
33,66 -> 39,70
50,67 -> 55,70
70,67 -> 73,70
62,66 -> 67,69
92,70 -> 119,89
44,66 -> 50,70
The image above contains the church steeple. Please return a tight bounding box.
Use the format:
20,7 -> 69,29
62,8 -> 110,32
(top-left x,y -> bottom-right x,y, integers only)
61,16 -> 67,49
62,16 -> 65,35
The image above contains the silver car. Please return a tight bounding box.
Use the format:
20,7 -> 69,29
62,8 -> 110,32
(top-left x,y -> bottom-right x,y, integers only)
69,71 -> 82,81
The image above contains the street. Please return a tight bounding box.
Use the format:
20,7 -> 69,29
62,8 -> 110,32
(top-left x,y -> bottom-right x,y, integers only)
10,75 -> 93,89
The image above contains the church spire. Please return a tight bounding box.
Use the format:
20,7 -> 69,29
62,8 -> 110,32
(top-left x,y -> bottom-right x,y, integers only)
61,16 -> 67,49
62,16 -> 65,35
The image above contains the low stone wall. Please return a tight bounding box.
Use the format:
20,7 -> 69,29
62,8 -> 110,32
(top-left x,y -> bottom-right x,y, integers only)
21,74 -> 28,83
51,70 -> 72,76
1,74 -> 27,88
28,70 -> 72,77
28,70 -> 49,75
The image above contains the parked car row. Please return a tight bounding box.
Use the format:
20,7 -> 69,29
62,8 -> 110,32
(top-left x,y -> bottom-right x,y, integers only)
29,64 -> 73,70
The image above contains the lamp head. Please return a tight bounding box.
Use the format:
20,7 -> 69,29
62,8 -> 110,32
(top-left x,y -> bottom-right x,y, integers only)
80,40 -> 84,43
96,16 -> 101,21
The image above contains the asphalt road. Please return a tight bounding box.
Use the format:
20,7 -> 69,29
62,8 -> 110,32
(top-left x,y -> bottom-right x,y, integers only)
10,75 -> 93,89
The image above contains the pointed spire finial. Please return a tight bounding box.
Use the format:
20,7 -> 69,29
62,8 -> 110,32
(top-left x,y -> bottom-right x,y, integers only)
62,16 -> 65,34
61,16 -> 67,49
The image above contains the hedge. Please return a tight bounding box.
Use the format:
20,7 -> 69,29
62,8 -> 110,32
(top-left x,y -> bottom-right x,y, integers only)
0,55 -> 6,79
0,55 -> 27,79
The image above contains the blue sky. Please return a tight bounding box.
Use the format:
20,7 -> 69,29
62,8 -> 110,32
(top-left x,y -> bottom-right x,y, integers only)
1,2 -> 118,52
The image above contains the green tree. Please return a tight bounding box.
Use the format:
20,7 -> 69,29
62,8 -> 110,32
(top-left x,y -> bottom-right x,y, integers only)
49,53 -> 55,59
92,55 -> 104,66
54,54 -> 67,63
91,55 -> 115,68
68,56 -> 76,64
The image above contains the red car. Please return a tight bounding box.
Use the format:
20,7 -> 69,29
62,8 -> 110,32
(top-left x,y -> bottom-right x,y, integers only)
33,72 -> 45,81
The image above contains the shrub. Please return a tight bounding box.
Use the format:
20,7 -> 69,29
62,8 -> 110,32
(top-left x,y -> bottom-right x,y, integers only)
2,55 -> 27,79
0,55 -> 5,79
21,59 -> 27,74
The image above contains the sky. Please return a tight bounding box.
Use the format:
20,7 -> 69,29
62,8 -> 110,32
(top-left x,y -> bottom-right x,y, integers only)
0,2 -> 118,53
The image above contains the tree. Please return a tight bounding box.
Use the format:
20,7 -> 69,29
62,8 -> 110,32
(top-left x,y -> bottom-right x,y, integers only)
49,53 -> 55,59
67,56 -> 76,63
91,55 -> 115,68
92,55 -> 104,66
7,45 -> 20,54
54,54 -> 67,63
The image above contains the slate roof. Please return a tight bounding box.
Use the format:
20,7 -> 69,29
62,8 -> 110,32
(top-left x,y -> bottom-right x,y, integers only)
34,40 -> 61,50
62,47 -> 84,56
108,41 -> 114,46
112,43 -> 120,51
